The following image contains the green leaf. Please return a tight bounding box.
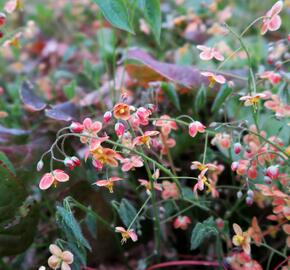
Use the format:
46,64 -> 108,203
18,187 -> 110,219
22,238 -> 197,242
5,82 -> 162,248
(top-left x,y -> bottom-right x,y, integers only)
56,206 -> 91,251
63,80 -> 77,100
92,0 -> 134,33
190,217 -> 218,250
97,27 -> 117,60
194,85 -> 206,113
117,199 -> 137,229
141,0 -> 161,42
0,204 -> 39,256
0,151 -> 16,176
0,161 -> 26,224
211,85 -> 232,113
161,82 -> 181,111
85,210 -> 97,239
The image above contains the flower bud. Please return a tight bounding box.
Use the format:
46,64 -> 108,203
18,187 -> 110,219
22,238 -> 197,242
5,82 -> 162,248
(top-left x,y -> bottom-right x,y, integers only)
246,196 -> 253,206
71,156 -> 80,167
237,191 -> 243,199
264,176 -> 272,185
231,161 -> 238,172
0,13 -> 6,26
37,160 -> 44,171
247,189 -> 254,197
115,122 -> 125,137
103,111 -> 112,123
234,143 -> 242,154
69,122 -> 84,133
265,165 -> 279,180
64,157 -> 75,170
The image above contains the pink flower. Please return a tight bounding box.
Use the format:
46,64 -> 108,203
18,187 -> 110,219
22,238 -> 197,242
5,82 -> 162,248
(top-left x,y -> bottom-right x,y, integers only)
261,1 -> 283,35
95,177 -> 124,193
4,0 -> 22,14
115,227 -> 138,244
201,72 -> 226,87
188,121 -> 206,138
39,170 -> 69,190
234,143 -> 242,154
240,93 -> 266,107
162,181 -> 179,200
154,115 -> 178,135
211,133 -> 232,149
196,45 -> 224,61
81,118 -> 102,144
138,179 -> 162,194
120,155 -> 144,171
173,216 -> 191,230
48,244 -> 74,270
133,131 -> 159,148
259,71 -> 281,84
115,122 -> 125,137
136,107 -> 152,126
190,161 -> 217,173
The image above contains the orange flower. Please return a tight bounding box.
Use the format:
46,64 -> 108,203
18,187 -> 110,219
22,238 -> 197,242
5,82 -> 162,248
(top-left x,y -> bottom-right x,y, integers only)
115,227 -> 138,244
133,131 -> 159,148
232,223 -> 251,254
95,177 -> 124,193
48,244 -> 74,270
248,217 -> 262,246
113,103 -> 131,120
90,146 -> 119,170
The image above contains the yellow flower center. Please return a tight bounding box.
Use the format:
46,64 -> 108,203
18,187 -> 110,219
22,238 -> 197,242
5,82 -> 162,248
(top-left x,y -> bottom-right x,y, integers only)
121,232 -> 130,244
233,234 -> 245,246
106,181 -> 114,193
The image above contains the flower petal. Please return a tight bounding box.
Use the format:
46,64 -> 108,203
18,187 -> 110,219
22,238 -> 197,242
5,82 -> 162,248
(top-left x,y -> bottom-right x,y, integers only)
39,173 -> 54,190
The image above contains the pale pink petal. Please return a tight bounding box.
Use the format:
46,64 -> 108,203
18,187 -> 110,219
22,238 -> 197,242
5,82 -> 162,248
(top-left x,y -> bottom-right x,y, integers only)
213,51 -> 224,61
200,51 -> 213,61
128,230 -> 138,242
122,163 -> 133,172
61,262 -> 71,270
61,251 -> 74,264
201,71 -> 213,77
261,22 -> 269,35
270,1 -> 283,15
110,177 -> 124,182
39,173 -> 54,190
196,45 -> 208,51
83,118 -> 92,129
49,244 -> 62,256
115,226 -> 126,233
91,121 -> 102,133
96,180 -> 109,186
4,1 -> 16,13
214,75 -> 226,84
53,170 -> 69,182
48,255 -> 61,269
268,15 -> 281,31
233,223 -> 243,235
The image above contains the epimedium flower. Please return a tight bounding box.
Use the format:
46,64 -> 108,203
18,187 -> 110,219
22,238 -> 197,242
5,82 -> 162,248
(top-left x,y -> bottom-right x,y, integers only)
196,45 -> 224,61
115,122 -> 125,137
39,170 -> 69,190
261,1 -> 283,35
135,107 -> 152,126
190,161 -> 217,173
95,177 -> 124,193
80,118 -> 103,144
239,93 -> 266,108
47,244 -> 74,270
113,103 -> 131,120
115,227 -> 138,245
188,121 -> 206,138
120,155 -> 144,172
201,71 -> 226,87
3,32 -> 22,48
265,165 -> 279,180
259,71 -> 281,84
162,181 -> 179,200
154,115 -> 178,135
133,131 -> 159,148
138,179 -> 162,194
211,133 -> 232,149
248,217 -> 262,246
4,0 -> 22,13
232,223 -> 251,254
90,146 -> 119,170
173,216 -> 191,230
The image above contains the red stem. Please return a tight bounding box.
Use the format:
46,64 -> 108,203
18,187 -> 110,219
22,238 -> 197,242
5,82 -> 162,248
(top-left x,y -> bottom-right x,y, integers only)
274,256 -> 290,270
147,260 -> 222,270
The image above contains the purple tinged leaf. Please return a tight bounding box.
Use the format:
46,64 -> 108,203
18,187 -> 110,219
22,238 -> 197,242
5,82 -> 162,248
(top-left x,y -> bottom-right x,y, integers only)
45,102 -> 77,122
20,80 -> 46,111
